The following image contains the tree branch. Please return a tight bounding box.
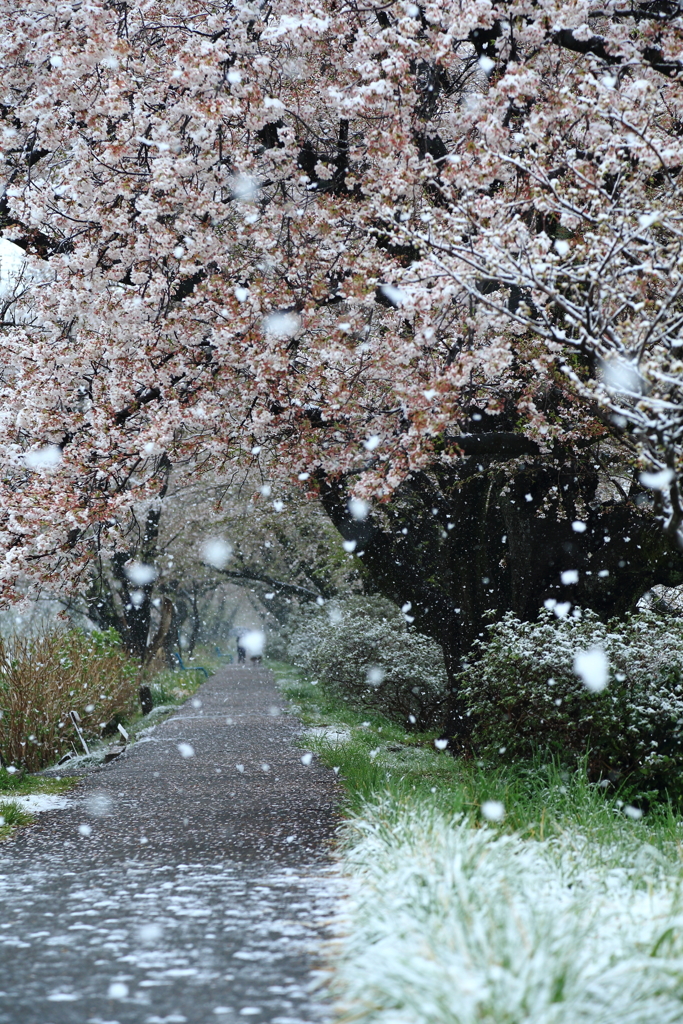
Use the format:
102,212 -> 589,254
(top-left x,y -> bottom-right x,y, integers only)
450,433 -> 541,458
217,568 -> 320,600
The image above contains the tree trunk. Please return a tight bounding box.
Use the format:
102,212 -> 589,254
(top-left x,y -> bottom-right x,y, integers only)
162,599 -> 181,668
85,463 -> 171,660
186,585 -> 200,655
143,597 -> 175,670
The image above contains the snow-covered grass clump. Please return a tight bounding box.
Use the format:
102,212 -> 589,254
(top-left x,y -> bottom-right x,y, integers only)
337,798 -> 683,1024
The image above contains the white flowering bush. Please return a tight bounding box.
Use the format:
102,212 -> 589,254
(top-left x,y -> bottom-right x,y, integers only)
281,604 -> 336,674
283,596 -> 401,673
461,609 -> 683,802
286,597 -> 448,729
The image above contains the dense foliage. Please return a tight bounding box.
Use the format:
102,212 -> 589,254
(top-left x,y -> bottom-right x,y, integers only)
283,596 -> 449,728
0,628 -> 138,771
462,609 -> 683,802
1,0 -> 683,599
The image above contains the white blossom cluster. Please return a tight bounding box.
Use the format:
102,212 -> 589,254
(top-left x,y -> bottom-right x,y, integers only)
0,1 -> 682,590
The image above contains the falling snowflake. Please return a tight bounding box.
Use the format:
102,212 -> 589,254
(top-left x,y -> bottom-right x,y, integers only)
124,562 -> 157,585
348,497 -> 370,520
573,648 -> 609,692
107,982 -> 129,999
24,445 -> 62,470
242,630 -> 265,658
640,468 -> 674,491
366,666 -> 385,687
263,311 -> 299,339
481,800 -> 505,822
202,538 -> 233,569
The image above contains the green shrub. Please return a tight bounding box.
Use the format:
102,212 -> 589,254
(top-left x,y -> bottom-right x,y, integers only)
146,670 -> 189,706
286,596 -> 448,729
284,596 -> 402,672
0,628 -> 138,771
461,609 -> 683,802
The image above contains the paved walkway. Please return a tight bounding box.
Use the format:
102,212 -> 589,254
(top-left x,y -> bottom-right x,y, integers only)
0,666 -> 340,1024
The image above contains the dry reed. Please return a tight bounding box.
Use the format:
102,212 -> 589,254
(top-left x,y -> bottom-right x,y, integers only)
0,629 -> 138,771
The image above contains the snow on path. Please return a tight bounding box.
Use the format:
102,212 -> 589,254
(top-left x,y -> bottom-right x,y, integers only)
0,860 -> 337,1024
0,666 -> 341,1024
1,793 -> 69,814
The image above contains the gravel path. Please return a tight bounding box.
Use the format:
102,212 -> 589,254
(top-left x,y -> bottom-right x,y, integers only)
0,666 -> 341,1024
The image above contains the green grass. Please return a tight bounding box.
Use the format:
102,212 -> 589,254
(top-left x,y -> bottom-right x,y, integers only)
0,767 -> 76,797
0,800 -> 33,840
0,765 -> 77,841
270,659 -> 683,864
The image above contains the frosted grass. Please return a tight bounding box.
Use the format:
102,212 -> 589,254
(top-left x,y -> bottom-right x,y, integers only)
335,799 -> 683,1024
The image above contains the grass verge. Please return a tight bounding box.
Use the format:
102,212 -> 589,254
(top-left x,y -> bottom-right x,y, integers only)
0,765 -> 77,841
271,659 -> 683,1024
270,659 -> 683,851
0,650 -> 216,840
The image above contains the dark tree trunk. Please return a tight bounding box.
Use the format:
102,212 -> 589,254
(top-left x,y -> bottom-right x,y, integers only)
85,463 -> 170,660
319,443 -> 683,745
144,597 -> 175,670
162,598 -> 181,667
186,585 -> 200,655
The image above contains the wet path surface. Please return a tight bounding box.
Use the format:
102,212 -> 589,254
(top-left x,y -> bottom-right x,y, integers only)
0,667 -> 340,1024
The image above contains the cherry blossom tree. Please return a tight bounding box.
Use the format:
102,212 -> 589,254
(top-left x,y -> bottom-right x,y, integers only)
60,469 -> 355,658
2,0 -> 683,731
